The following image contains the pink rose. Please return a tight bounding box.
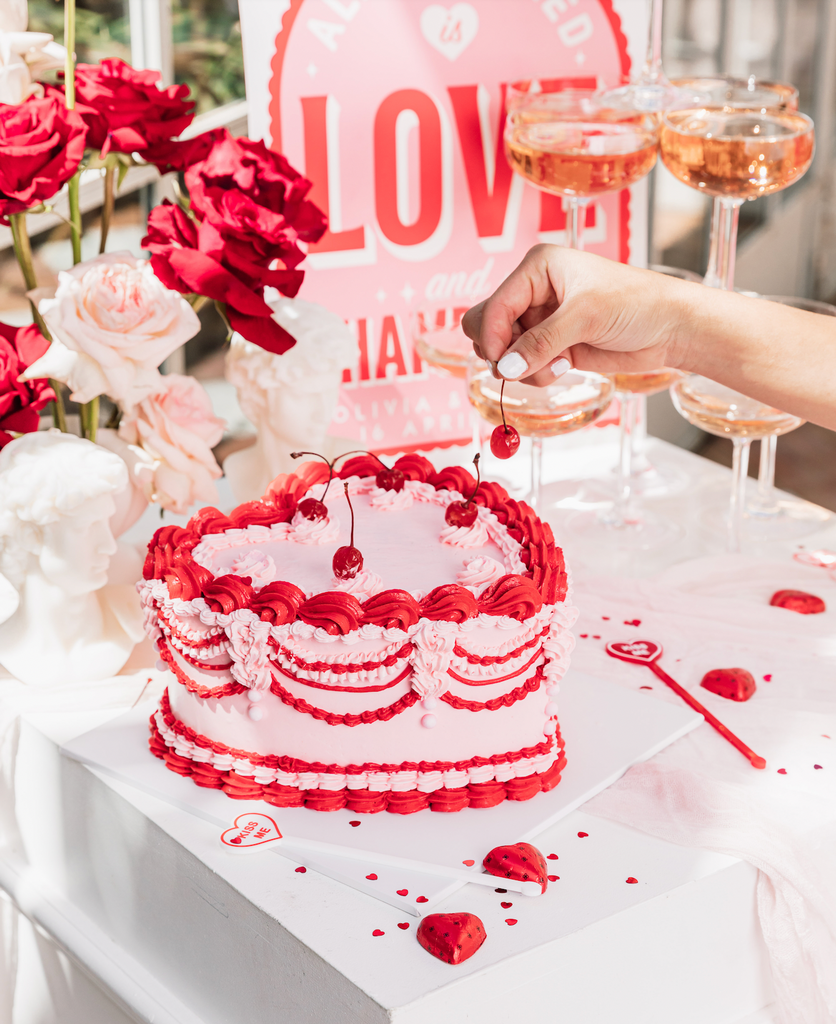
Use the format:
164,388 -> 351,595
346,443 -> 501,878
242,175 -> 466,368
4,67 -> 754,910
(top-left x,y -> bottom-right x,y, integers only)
30,251 -> 200,407
118,375 -> 225,514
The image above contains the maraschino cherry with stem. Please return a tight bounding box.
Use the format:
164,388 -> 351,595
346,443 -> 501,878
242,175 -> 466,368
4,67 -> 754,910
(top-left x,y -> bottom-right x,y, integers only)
337,449 -> 405,492
290,451 -> 334,521
445,454 -> 481,528
490,380 -> 521,460
333,482 -> 364,579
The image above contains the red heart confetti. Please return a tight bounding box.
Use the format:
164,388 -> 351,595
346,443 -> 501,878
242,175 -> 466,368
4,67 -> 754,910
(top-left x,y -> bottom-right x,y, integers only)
417,912 -> 487,964
372,929 -> 384,937
624,619 -> 642,626
483,842 -> 548,893
397,889 -> 409,896
814,764 -> 823,770
602,616 -> 610,620
462,859 -> 475,866
579,633 -> 588,638
823,735 -> 831,739
398,922 -> 410,930
366,873 -> 378,880
592,635 -> 601,639
626,877 -> 638,884
763,674 -> 773,681
777,769 -> 787,774
295,866 -> 306,873
505,918 -> 518,926
416,896 -> 428,903
547,853 -> 558,860
700,667 -> 757,702
494,888 -> 507,893
770,589 -> 826,614
578,832 -> 588,838
349,820 -> 361,827
500,901 -> 513,909
548,875 -> 559,882
640,685 -> 653,690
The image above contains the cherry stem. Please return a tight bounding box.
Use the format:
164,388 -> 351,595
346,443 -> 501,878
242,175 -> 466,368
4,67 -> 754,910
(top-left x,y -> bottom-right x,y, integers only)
465,454 -> 481,507
343,482 -> 356,547
500,379 -> 509,433
290,450 -> 335,499
334,449 -> 388,470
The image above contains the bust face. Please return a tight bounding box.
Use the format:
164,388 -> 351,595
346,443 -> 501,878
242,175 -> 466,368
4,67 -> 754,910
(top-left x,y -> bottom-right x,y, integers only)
38,492 -> 118,596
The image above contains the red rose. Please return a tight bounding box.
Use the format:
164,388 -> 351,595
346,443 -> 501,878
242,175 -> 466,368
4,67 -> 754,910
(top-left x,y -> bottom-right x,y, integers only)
140,127 -> 227,175
0,323 -> 55,449
70,58 -> 195,158
0,95 -> 87,220
143,133 -> 327,355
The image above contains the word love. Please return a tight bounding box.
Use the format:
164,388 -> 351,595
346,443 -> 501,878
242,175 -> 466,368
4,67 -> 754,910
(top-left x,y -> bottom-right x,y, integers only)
220,813 -> 283,853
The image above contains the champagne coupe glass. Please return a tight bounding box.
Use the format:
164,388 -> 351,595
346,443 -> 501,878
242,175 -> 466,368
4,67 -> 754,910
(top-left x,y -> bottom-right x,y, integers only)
670,376 -> 804,552
466,359 -> 614,512
660,106 -> 815,292
504,86 -> 659,251
412,307 -> 472,378
743,294 -> 835,537
668,77 -> 800,290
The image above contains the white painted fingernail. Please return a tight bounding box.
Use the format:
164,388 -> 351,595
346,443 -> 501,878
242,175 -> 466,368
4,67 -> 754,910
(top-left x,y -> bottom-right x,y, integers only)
496,351 -> 528,379
551,357 -> 571,378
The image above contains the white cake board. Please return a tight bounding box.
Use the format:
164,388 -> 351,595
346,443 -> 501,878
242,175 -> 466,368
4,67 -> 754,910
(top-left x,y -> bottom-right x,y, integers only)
61,669 -> 701,915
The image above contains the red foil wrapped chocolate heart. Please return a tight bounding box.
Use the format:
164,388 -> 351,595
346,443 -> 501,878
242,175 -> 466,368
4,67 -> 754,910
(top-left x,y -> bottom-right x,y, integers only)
700,668 -> 757,702
482,842 -> 548,893
416,912 -> 487,964
770,589 -> 826,614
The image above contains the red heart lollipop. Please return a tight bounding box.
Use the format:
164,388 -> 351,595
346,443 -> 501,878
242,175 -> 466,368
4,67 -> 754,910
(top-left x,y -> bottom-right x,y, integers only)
416,912 -> 487,965
770,590 -> 826,614
482,842 -> 548,893
701,668 -> 756,702
606,639 -> 662,664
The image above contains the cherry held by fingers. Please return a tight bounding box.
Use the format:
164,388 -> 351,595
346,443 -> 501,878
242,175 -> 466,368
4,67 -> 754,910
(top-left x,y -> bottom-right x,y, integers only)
445,454 -> 481,528
490,380 -> 520,460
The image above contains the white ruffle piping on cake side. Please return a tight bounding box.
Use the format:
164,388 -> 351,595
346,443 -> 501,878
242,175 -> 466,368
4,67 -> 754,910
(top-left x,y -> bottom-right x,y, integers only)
154,709 -> 560,792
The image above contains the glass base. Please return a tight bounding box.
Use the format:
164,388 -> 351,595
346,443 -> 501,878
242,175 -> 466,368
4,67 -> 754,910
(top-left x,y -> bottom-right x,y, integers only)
565,506 -> 684,552
700,498 -> 831,544
610,456 -> 690,499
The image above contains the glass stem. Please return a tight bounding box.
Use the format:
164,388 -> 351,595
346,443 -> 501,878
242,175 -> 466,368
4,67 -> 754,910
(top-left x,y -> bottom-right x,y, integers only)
707,197 -> 744,292
613,391 -> 636,526
643,0 -> 664,82
703,198 -> 723,288
729,437 -> 751,552
530,437 -> 543,512
567,198 -> 589,251
756,434 -> 777,507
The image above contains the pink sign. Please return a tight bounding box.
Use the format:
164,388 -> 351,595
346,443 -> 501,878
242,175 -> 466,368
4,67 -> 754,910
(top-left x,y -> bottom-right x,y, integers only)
250,0 -> 634,452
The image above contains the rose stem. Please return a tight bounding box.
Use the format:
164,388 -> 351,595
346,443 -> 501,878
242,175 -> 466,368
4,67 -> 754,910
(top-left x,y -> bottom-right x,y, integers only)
99,162 -> 115,254
8,214 -> 68,433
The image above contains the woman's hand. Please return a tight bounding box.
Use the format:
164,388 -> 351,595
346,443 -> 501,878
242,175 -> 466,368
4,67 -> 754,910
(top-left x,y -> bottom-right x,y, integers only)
462,245 -> 695,385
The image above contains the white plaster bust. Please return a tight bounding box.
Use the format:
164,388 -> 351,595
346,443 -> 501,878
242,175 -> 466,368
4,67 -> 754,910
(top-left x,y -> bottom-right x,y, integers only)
0,431 -> 145,686
224,294 -> 358,502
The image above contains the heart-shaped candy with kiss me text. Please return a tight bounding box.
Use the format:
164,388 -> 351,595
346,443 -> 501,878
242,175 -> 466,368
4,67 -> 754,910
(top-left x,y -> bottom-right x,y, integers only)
416,912 -> 487,964
606,640 -> 662,665
482,842 -> 548,893
220,812 -> 282,852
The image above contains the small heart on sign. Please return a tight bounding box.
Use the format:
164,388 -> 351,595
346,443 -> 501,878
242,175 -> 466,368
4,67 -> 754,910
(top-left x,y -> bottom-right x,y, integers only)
372,929 -> 384,937
483,842 -> 548,893
397,889 -> 409,896
366,873 -> 378,880
220,812 -> 282,853
500,901 -> 513,909
462,859 -> 475,866
417,912 -> 487,964
770,589 -> 826,614
398,922 -> 410,930
701,667 -> 756,702
606,640 -> 661,664
419,3 -> 479,62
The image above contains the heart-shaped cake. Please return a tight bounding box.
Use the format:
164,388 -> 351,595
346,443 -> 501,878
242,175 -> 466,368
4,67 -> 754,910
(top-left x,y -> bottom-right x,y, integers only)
482,842 -> 548,893
416,912 -> 487,964
700,667 -> 756,702
770,590 -> 826,614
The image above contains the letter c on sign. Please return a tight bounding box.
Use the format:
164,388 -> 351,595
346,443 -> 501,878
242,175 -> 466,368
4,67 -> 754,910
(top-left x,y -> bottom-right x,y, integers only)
374,89 -> 443,247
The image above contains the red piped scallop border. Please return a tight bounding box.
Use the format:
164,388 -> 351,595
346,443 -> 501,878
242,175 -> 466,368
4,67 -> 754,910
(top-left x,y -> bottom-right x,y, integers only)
148,714 -> 567,814
142,458 -> 569,635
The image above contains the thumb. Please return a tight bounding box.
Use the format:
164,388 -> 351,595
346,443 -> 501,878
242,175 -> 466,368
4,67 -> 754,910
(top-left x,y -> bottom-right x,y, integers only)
495,302 -> 583,380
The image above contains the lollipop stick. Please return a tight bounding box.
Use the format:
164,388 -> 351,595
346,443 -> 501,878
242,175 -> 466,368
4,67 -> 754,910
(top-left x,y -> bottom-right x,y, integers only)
648,661 -> 766,769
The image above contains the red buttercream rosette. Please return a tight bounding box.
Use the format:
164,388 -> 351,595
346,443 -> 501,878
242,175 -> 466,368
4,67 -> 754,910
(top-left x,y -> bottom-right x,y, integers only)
202,574 -> 255,614
478,575 -> 543,621
394,454 -> 436,482
433,465 -> 475,496
299,592 -> 364,635
164,557 -> 214,601
228,500 -> 295,529
250,581 -> 305,624
337,455 -> 379,479
420,585 -> 478,623
361,590 -> 421,630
